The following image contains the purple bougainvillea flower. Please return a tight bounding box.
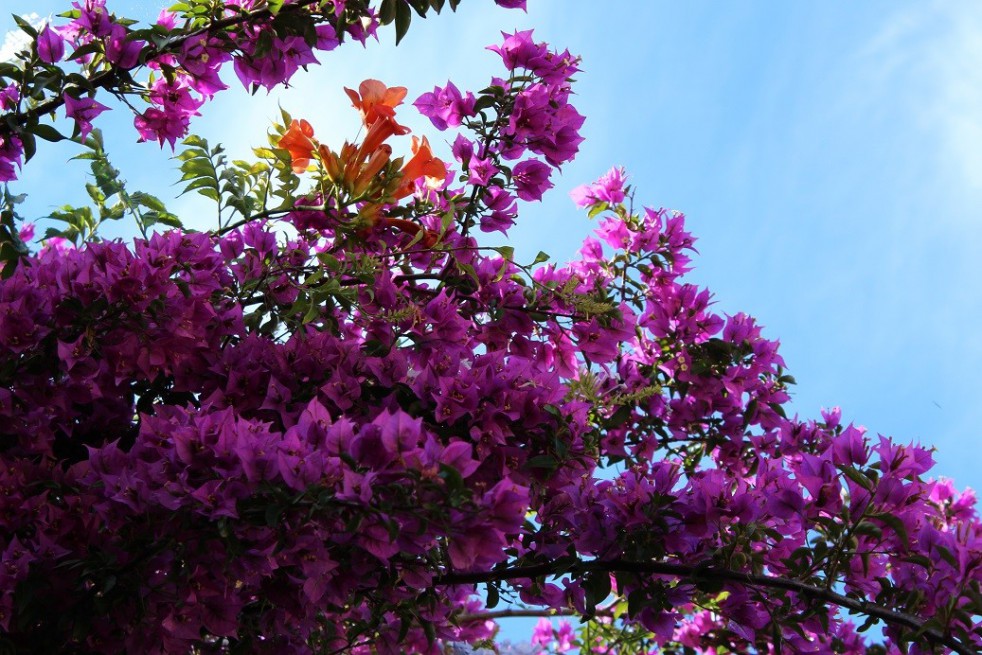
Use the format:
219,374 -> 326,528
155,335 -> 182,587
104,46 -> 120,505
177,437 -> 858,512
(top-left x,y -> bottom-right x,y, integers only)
414,81 -> 476,131
0,86 -> 18,111
134,107 -> 189,149
467,156 -> 498,186
570,166 -> 627,208
0,134 -> 22,182
511,158 -> 552,201
104,23 -> 143,70
72,0 -> 113,37
64,94 -> 109,142
36,25 -> 65,64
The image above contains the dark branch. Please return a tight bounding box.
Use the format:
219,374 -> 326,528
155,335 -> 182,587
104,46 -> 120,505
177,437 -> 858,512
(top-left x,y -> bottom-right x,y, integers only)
436,559 -> 974,655
461,608 -> 609,622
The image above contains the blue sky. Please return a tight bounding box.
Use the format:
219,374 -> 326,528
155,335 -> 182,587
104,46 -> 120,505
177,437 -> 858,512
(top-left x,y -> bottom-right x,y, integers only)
5,0 -> 982,638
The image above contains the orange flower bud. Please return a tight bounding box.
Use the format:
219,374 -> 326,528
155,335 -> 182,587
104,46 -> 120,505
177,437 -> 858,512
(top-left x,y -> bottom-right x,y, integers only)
352,144 -> 392,196
357,202 -> 384,227
318,144 -> 342,182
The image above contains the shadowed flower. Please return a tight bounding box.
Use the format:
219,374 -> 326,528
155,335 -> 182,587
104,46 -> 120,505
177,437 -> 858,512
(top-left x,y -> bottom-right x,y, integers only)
134,108 -> 189,149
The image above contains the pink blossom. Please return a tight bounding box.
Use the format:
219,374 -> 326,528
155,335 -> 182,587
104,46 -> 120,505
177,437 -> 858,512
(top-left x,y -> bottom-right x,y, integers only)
530,618 -> 553,647
570,166 -> 627,208
134,107 -> 189,149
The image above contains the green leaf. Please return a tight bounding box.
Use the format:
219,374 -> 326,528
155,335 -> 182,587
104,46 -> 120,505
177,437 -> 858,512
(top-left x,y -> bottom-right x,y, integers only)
192,187 -> 220,202
29,123 -> 65,143
99,201 -> 124,220
264,505 -> 282,527
11,14 -> 38,38
493,245 -> 514,260
181,134 -> 209,148
587,201 -> 609,219
394,0 -> 412,45
582,570 -> 612,614
438,463 -> 465,493
68,41 -> 104,62
768,401 -> 788,419
472,94 -> 497,113
841,466 -> 874,491
421,620 -> 435,646
145,211 -> 183,229
378,0 -> 397,24
406,0 -> 429,17
532,250 -> 550,265
129,191 -> 168,213
485,582 -> 499,609
84,182 -> 105,206
20,131 -> 36,163
526,455 -> 557,471
179,158 -> 217,178
742,397 -> 759,429
267,0 -> 285,15
871,512 -> 908,543
180,176 -> 219,194
853,521 -> 883,539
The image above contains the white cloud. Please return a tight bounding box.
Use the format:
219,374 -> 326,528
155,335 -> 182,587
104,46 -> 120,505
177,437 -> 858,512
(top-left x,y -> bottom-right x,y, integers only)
862,2 -> 982,191
932,8 -> 982,190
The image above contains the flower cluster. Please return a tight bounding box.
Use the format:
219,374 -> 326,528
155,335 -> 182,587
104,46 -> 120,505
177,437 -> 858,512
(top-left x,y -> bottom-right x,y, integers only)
0,2 -> 980,654
415,29 -> 584,232
0,0 -> 529,184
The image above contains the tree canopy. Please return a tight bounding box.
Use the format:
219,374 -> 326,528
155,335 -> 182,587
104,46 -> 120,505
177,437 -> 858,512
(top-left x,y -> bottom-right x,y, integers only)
0,1 -> 979,653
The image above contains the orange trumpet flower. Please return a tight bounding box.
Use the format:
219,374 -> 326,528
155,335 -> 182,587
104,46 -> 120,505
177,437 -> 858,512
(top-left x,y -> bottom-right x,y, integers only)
344,79 -> 408,127
278,119 -> 316,173
356,113 -> 410,162
395,136 -> 447,199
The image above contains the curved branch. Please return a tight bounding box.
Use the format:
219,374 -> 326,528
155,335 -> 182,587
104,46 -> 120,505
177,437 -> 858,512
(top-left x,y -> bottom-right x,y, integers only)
436,559 -> 974,655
